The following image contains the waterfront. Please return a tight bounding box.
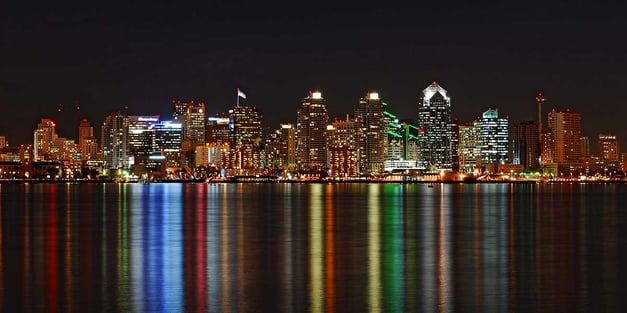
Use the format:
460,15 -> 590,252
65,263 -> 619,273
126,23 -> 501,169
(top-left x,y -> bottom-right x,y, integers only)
1,182 -> 625,312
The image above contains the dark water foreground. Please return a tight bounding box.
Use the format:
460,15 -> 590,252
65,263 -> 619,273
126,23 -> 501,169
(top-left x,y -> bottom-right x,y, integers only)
1,182 -> 625,312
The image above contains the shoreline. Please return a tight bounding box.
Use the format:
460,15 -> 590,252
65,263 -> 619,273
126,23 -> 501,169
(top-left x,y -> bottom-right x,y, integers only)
1,178 -> 626,185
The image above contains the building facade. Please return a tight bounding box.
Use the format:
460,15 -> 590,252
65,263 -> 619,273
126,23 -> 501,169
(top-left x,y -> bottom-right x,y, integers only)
297,91 -> 329,171
510,121 -> 539,170
417,82 -> 452,170
355,91 -> 386,174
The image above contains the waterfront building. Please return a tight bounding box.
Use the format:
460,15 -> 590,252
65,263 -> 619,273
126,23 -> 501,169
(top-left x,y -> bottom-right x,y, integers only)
265,124 -> 297,171
355,91 -> 386,175
152,120 -> 183,169
451,118 -> 460,172
580,136 -> 590,158
228,106 -> 263,171
598,134 -> 619,161
473,108 -> 509,166
128,116 -> 159,166
326,116 -> 358,177
297,91 -> 329,171
101,113 -> 129,169
206,116 -> 230,146
0,136 -> 6,148
458,124 -> 480,174
33,118 -> 57,161
417,82 -> 452,170
183,102 -> 206,144
78,118 -> 99,161
547,109 -> 582,164
510,121 -> 540,170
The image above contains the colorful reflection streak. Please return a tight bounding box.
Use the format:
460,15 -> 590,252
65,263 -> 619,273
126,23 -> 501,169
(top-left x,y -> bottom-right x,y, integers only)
0,182 -> 625,312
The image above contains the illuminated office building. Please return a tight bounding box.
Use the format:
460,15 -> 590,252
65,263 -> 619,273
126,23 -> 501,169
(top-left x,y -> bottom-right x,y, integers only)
0,136 -> 6,149
458,124 -> 480,174
546,109 -> 582,164
78,118 -> 98,161
184,102 -> 206,144
354,91 -> 386,174
417,82 -> 452,170
128,115 -> 159,165
152,120 -> 183,168
101,113 -> 129,168
265,124 -> 297,170
33,118 -> 57,161
229,106 -> 263,170
598,134 -> 619,161
297,91 -> 329,171
207,116 -> 231,146
473,108 -> 509,164
326,116 -> 358,177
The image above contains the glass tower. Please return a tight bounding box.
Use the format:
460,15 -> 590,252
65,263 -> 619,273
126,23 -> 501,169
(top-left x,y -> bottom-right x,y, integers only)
417,82 -> 452,170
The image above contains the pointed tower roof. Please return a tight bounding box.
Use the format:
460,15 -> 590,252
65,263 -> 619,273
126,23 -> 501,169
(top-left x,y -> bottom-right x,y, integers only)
421,81 -> 450,107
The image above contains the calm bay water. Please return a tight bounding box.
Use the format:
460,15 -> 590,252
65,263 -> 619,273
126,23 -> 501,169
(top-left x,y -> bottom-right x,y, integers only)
1,182 -> 626,312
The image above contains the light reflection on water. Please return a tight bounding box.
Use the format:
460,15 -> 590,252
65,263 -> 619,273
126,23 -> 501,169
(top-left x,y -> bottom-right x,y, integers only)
0,182 -> 625,312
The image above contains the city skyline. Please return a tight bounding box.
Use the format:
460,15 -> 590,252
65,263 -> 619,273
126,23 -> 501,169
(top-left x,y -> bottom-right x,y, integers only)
2,1 -> 627,148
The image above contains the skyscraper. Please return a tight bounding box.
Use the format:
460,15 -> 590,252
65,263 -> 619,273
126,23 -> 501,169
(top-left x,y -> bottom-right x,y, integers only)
265,124 -> 297,170
598,134 -> 619,161
326,116 -> 358,177
101,113 -> 129,169
510,121 -> 539,170
229,106 -> 263,170
473,109 -> 509,165
458,124 -> 480,174
546,109 -> 582,164
297,91 -> 329,171
33,118 -> 57,161
152,120 -> 183,168
355,91 -> 386,174
128,116 -> 160,165
78,118 -> 98,161
183,102 -> 206,144
417,82 -> 452,170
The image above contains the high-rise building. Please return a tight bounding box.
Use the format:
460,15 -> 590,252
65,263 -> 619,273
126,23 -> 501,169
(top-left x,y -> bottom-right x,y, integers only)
128,116 -> 160,165
184,103 -> 206,144
78,118 -> 98,161
206,116 -> 231,146
101,113 -> 129,169
458,124 -> 480,174
33,118 -> 57,161
265,124 -> 297,170
510,121 -> 540,170
451,118 -> 460,172
417,82 -> 452,170
355,91 -> 386,174
0,136 -> 7,149
297,91 -> 329,171
598,134 -> 619,161
229,106 -> 263,170
152,120 -> 183,168
546,109 -> 582,164
580,136 -> 590,158
326,116 -> 358,177
473,109 -> 509,165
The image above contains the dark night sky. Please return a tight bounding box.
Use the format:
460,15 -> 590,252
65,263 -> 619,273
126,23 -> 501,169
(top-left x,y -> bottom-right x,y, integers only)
2,1 -> 627,151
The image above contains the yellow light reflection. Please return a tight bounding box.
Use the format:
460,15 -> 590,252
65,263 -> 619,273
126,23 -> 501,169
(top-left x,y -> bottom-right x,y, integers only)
310,184 -> 324,313
368,184 -> 381,313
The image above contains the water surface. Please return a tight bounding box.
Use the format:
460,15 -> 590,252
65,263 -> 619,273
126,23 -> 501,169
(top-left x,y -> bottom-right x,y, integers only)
1,182 -> 625,312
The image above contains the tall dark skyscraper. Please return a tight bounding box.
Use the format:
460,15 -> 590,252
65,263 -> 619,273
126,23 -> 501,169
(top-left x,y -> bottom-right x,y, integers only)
511,121 -> 540,170
355,91 -> 386,174
297,91 -> 329,171
417,82 -> 452,170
